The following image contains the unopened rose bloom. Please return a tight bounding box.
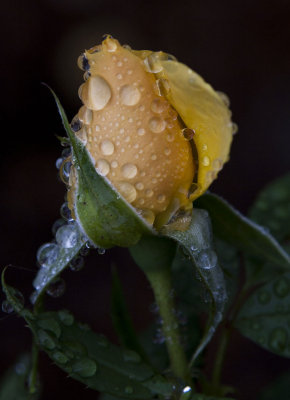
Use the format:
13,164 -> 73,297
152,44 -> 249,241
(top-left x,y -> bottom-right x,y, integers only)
66,36 -> 234,246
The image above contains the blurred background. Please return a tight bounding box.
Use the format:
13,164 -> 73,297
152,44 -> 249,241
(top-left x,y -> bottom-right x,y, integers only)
0,0 -> 290,399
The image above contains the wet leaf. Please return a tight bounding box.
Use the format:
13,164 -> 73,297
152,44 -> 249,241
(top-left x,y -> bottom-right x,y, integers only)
2,277 -> 173,400
163,209 -> 227,363
245,173 -> 290,285
195,193 -> 290,269
50,87 -> 153,248
235,272 -> 290,357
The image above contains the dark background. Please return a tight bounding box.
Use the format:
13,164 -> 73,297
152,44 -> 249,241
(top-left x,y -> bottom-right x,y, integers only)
1,0 -> 290,399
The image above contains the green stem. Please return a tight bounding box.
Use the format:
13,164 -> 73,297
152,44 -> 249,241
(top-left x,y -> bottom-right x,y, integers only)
145,267 -> 192,386
28,341 -> 39,395
211,286 -> 249,391
211,324 -> 231,391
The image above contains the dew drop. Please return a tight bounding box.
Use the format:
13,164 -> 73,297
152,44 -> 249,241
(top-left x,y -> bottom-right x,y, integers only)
55,157 -> 63,170
137,128 -> 145,136
111,160 -> 118,168
117,73 -> 123,80
120,85 -> 141,106
105,38 -> 117,52
166,133 -> 174,142
60,202 -> 73,221
258,290 -> 271,304
139,209 -> 155,225
149,117 -> 166,133
217,91 -> 230,107
59,160 -> 72,184
77,54 -> 90,71
145,189 -> 153,198
123,349 -> 141,363
181,386 -> 192,400
125,386 -> 134,394
2,300 -> 14,314
135,182 -> 144,190
58,310 -> 74,326
71,118 -> 82,132
157,194 -> 166,203
86,76 -> 111,111
269,327 -> 288,352
100,139 -> 115,155
274,277 -> 290,298
151,98 -> 166,113
97,248 -> 106,255
52,351 -> 68,364
46,278 -> 66,298
80,107 -> 93,125
155,78 -> 170,97
196,249 -> 218,270
75,128 -> 88,145
231,122 -> 238,135
56,224 -> 80,248
37,243 -> 60,268
144,54 -> 163,73
182,128 -> 195,140
202,156 -> 210,166
72,358 -> 97,377
38,329 -> 56,350
116,182 -> 137,203
96,159 -> 110,176
69,256 -> 85,272
121,163 -> 138,179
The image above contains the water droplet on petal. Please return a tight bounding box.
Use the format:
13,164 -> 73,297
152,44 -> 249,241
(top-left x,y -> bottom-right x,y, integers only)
116,182 -> 137,203
182,128 -> 195,140
181,386 -> 192,400
96,159 -> 110,176
121,163 -> 138,179
151,98 -> 166,113
269,327 -> 288,352
135,182 -> 144,190
37,243 -> 60,268
137,128 -> 145,136
55,157 -> 63,170
85,76 -> 111,111
77,53 -> 90,71
149,117 -> 166,133
202,156 -> 210,167
46,278 -> 66,298
101,140 -> 115,155
72,358 -> 97,377
155,78 -> 170,97
144,54 -> 163,73
139,209 -> 155,225
217,91 -> 230,107
120,85 -> 141,106
231,122 -> 238,135
52,219 -> 66,236
56,224 -> 80,248
157,194 -> 166,203
2,300 -> 14,314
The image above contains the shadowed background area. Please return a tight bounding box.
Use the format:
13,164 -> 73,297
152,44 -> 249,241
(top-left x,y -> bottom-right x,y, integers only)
0,0 -> 290,399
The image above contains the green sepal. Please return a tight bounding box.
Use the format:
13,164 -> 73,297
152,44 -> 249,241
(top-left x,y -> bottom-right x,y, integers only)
50,87 -> 153,248
163,209 -> 227,363
0,354 -> 41,400
195,193 -> 290,268
235,272 -> 290,358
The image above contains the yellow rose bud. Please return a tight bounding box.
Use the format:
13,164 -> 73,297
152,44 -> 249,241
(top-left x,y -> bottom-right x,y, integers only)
68,36 -> 234,230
